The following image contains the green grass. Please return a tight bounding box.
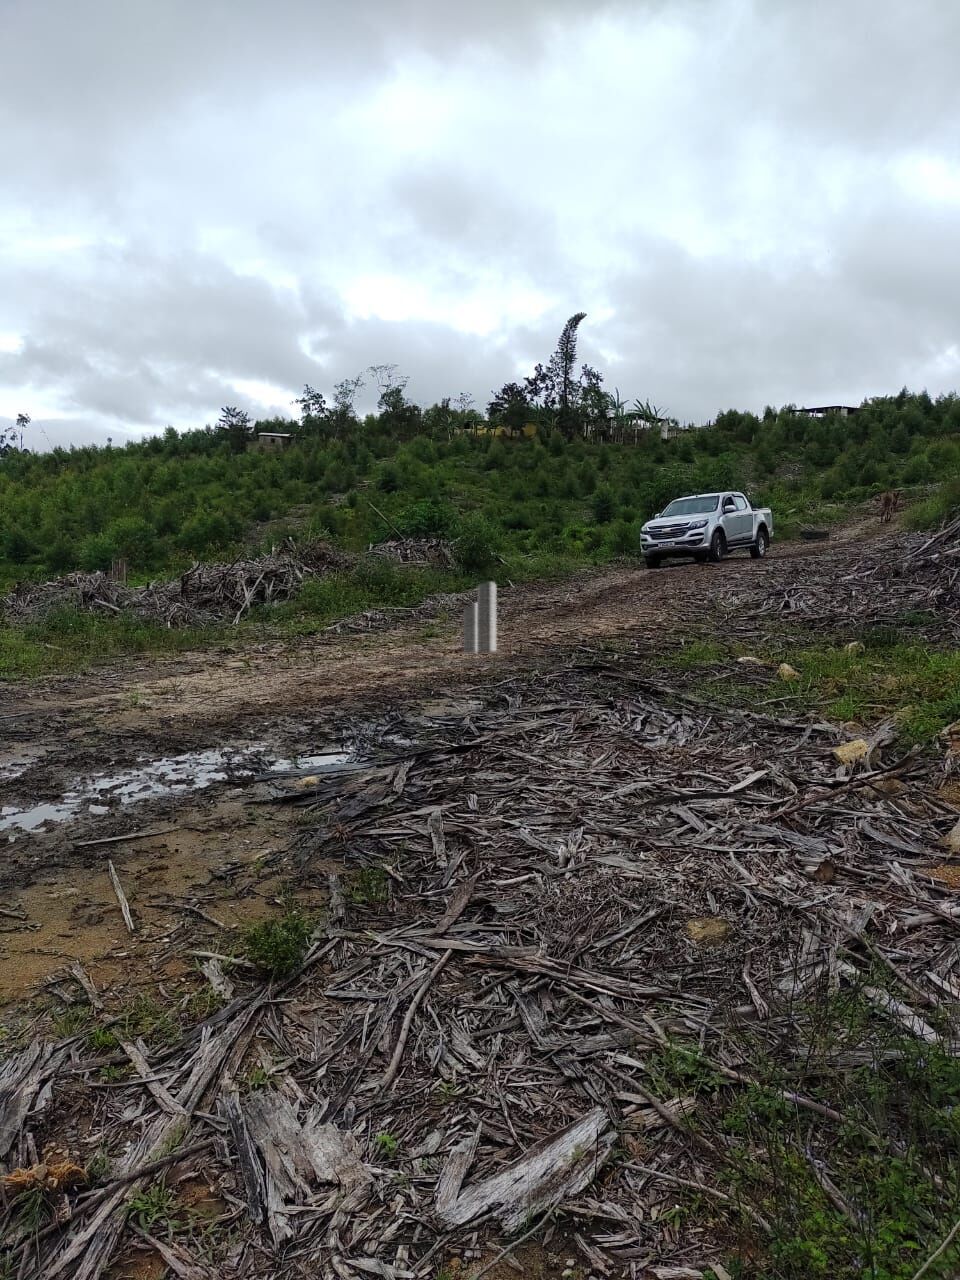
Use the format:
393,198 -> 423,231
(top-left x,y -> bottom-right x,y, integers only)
0,548 -> 590,680
82,994 -> 181,1049
246,1065 -> 270,1090
646,979 -> 960,1280
666,636 -> 960,746
243,908 -> 315,978
0,607 -> 212,680
51,1005 -> 92,1038
374,1132 -> 400,1159
346,866 -> 390,905
668,639 -> 728,669
127,1181 -> 178,1232
903,478 -> 960,530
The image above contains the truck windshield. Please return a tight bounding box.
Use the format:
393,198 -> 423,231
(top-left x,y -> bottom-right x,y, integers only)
661,495 -> 720,516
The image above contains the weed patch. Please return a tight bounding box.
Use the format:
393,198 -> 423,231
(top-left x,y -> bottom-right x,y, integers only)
243,909 -> 315,978
346,866 -> 389,906
647,974 -> 960,1279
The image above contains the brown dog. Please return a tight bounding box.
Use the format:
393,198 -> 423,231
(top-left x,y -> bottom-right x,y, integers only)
878,490 -> 901,523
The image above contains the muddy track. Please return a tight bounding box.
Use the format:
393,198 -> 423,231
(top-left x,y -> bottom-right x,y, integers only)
0,535 -> 856,741
0,534 -> 890,1006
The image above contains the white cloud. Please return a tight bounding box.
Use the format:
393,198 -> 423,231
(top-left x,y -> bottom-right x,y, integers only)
1,0 -> 959,445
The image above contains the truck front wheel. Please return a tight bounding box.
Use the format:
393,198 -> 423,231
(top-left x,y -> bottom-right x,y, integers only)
708,530 -> 726,562
750,527 -> 769,559
644,555 -> 661,570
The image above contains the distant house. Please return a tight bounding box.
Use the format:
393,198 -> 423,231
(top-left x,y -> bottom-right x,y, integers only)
790,405 -> 859,419
604,411 -> 683,442
659,419 -> 684,441
254,432 -> 294,453
472,423 -> 538,439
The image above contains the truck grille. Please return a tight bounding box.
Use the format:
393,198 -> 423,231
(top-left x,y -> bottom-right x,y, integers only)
650,524 -> 689,540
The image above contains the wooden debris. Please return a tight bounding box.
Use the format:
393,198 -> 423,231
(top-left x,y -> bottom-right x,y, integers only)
0,1041 -> 69,1158
220,1086 -> 370,1244
438,1107 -> 612,1230
199,958 -> 235,1000
107,860 -> 135,933
10,644 -> 960,1276
69,962 -> 104,1011
0,539 -> 349,628
368,537 -> 455,568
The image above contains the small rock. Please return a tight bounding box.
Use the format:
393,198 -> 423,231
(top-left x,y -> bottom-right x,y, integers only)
832,738 -> 869,765
845,641 -> 865,655
871,777 -> 905,796
685,917 -> 732,945
941,819 -> 960,853
736,656 -> 765,666
777,662 -> 799,681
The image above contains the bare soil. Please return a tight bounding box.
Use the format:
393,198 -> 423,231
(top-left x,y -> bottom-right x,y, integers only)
5,520 -> 960,1280
0,533 -> 893,1010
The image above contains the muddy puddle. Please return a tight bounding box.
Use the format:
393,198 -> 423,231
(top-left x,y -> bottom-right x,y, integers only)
0,743 -> 352,837
0,744 -> 47,782
0,692 -> 487,840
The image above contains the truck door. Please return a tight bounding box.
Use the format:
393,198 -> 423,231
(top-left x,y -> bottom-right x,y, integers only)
720,494 -> 741,543
723,494 -> 751,544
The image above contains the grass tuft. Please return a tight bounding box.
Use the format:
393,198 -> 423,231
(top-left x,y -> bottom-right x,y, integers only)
243,908 -> 315,978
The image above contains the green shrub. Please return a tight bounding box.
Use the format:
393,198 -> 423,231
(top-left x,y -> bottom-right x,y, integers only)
396,499 -> 456,537
243,909 -> 314,978
591,487 -> 615,524
454,514 -> 500,574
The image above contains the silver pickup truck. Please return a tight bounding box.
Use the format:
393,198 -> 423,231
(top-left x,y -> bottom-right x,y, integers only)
640,491 -> 773,568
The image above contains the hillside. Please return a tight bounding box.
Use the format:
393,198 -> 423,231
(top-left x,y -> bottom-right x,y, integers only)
1,388 -> 959,670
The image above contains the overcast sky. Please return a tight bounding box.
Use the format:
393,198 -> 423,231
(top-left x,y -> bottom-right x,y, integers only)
2,0 -> 959,449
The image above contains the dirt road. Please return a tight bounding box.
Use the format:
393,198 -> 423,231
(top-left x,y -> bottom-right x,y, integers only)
7,524 -> 960,1280
1,536 -> 858,740
0,534 -> 891,1004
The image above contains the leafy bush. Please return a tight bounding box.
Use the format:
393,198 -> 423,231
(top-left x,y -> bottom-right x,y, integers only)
605,518 -> 640,556
591,487 -> 615,524
396,499 -> 456,537
453,514 -> 500,574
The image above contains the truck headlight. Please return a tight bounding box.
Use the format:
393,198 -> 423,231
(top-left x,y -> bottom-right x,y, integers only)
687,519 -> 708,529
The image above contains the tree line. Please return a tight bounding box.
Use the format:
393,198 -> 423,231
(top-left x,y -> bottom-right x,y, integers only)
2,313 -> 960,585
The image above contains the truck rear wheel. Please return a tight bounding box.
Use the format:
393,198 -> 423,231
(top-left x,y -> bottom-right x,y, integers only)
750,527 -> 769,559
708,530 -> 726,562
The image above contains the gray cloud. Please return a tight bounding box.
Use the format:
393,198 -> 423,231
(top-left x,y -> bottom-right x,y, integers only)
1,0 -> 959,445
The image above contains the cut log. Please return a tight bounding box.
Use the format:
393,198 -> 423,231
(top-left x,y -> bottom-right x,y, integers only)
438,1106 -> 612,1231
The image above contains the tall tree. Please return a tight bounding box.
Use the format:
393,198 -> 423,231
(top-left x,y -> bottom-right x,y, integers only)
330,374 -> 365,435
552,312 -> 587,434
293,384 -> 328,426
520,313 -> 592,437
487,382 -> 531,434
216,405 -> 253,453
